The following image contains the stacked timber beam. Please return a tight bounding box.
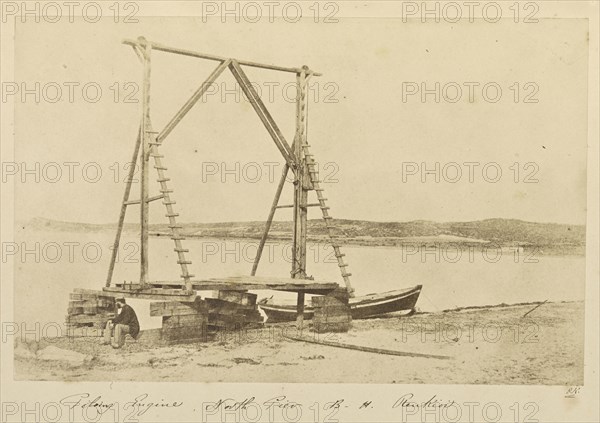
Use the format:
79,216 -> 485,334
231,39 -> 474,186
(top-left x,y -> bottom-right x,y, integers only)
150,292 -> 264,344
206,291 -> 263,332
150,298 -> 209,343
311,289 -> 352,333
66,289 -> 116,337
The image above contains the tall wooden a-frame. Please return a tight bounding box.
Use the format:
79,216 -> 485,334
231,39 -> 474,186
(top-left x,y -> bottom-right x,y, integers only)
105,37 -> 354,305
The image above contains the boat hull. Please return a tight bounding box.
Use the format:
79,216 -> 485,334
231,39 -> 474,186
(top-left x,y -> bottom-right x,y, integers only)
259,285 -> 422,323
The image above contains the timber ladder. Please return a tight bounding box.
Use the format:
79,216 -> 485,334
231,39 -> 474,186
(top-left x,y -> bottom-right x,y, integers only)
147,128 -> 194,283
302,143 -> 353,291
296,70 -> 352,291
251,68 -> 355,295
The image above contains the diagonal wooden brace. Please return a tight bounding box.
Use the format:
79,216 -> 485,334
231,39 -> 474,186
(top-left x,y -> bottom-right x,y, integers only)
156,59 -> 232,144
228,60 -> 298,168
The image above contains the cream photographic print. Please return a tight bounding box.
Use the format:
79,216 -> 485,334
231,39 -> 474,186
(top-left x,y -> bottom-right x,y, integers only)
1,1 -> 598,422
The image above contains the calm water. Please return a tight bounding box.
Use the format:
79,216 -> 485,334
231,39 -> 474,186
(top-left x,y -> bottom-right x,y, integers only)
12,228 -> 586,331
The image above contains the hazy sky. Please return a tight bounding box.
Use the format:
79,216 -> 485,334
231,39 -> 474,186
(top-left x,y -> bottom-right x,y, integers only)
12,17 -> 589,225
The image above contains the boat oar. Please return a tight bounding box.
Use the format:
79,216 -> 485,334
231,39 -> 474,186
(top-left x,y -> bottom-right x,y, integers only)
283,334 -> 451,360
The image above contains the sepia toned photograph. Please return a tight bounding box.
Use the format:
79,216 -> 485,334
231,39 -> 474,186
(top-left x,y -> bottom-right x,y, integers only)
1,1 -> 598,422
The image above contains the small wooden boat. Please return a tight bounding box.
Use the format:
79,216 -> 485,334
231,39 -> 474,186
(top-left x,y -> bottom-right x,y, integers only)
259,285 -> 422,323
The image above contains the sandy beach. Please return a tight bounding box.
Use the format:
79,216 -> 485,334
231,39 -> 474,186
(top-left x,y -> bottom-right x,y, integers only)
14,301 -> 584,385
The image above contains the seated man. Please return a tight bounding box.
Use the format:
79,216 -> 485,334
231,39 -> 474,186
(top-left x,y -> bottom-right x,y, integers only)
102,298 -> 140,349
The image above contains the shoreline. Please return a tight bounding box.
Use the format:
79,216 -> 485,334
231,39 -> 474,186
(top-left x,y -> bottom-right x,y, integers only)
14,300 -> 584,384
20,217 -> 586,257
145,233 -> 583,257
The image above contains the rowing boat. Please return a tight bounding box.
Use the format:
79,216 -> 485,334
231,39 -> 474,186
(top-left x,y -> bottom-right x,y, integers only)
259,285 -> 422,322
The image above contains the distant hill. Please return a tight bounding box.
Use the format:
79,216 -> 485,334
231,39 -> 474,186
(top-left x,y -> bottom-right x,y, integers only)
23,217 -> 585,254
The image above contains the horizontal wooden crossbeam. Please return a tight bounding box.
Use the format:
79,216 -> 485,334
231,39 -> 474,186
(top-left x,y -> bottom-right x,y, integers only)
123,194 -> 164,206
103,287 -> 196,301
122,38 -> 321,76
115,275 -> 339,295
276,203 -> 322,209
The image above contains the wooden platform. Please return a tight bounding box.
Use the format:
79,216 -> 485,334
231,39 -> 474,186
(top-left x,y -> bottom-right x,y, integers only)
103,286 -> 197,301
112,275 -> 339,295
106,276 -> 340,329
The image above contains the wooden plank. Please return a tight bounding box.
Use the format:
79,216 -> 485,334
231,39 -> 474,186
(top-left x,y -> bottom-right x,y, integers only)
65,314 -> 114,324
117,276 -> 339,293
162,327 -> 206,341
204,298 -> 258,314
73,288 -> 115,298
103,287 -> 196,301
210,318 -> 263,327
224,275 -> 335,285
284,335 -> 452,360
135,328 -> 163,343
161,314 -> 209,342
150,299 -> 208,317
122,275 -> 338,286
203,283 -> 334,293
104,287 -> 193,296
123,194 -> 164,205
163,314 -> 208,327
83,305 -> 98,315
217,291 -> 257,305
68,298 -> 114,307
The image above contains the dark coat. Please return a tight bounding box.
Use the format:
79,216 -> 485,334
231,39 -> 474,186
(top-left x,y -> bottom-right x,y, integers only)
112,304 -> 140,338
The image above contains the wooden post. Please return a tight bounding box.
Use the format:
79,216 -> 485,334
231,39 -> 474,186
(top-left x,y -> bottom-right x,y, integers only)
292,69 -> 308,280
251,164 -> 289,276
296,292 -> 305,329
140,38 -> 152,285
105,129 -> 142,287
293,69 -> 309,328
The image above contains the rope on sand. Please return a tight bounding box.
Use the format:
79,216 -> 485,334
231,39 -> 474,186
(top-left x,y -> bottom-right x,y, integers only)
283,334 -> 452,360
